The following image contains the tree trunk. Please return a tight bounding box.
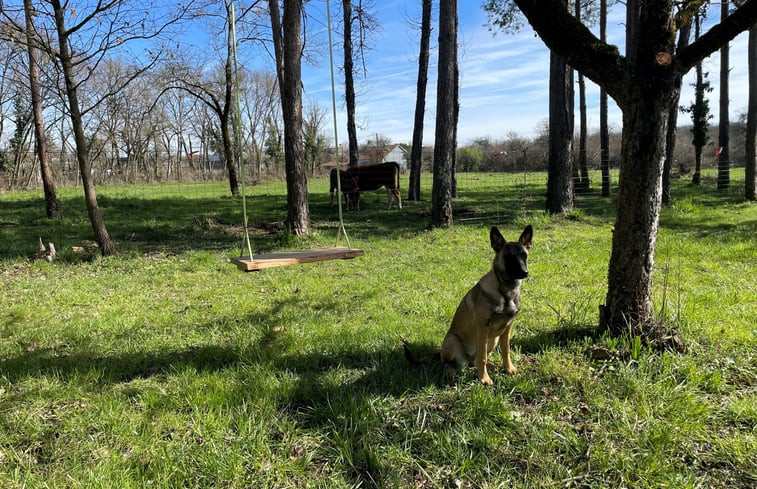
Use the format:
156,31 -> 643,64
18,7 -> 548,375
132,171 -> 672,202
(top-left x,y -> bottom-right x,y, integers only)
692,14 -> 706,187
224,16 -> 240,197
602,100 -> 670,333
451,40 -> 459,199
270,0 -> 310,235
546,47 -> 574,214
52,0 -> 115,256
343,0 -> 359,167
718,0 -> 731,190
577,72 -> 588,191
747,24 -> 757,201
600,4 -> 679,333
431,0 -> 457,229
575,0 -> 588,192
25,0 -> 60,219
409,0 -> 432,201
599,0 -> 610,198
663,23 -> 691,205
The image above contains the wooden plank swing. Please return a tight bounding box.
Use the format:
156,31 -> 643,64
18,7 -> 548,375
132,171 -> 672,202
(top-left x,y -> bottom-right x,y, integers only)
228,0 -> 361,272
230,246 -> 364,272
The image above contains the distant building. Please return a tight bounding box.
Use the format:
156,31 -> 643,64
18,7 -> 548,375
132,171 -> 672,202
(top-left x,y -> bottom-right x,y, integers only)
325,144 -> 410,171
381,145 -> 409,170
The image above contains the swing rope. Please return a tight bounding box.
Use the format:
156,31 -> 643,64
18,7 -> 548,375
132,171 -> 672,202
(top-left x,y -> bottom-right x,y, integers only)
230,0 -> 254,261
232,0 -> 351,259
325,0 -> 351,249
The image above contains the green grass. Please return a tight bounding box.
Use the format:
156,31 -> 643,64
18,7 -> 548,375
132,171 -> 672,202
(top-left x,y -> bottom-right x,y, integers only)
1,170 -> 755,488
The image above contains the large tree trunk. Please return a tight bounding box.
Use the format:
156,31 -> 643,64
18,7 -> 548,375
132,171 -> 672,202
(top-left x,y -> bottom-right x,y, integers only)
747,24 -> 757,201
600,5 -> 679,333
52,0 -> 115,255
409,0 -> 432,201
269,0 -> 309,235
343,0 -> 359,167
602,99 -> 671,333
599,0 -> 610,198
431,0 -> 457,228
546,46 -> 574,214
718,0 -> 731,191
25,0 -> 60,219
663,23 -> 691,205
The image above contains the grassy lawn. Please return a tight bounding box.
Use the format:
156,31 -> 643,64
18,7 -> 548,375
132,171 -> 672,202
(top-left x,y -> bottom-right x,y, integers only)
1,171 -> 755,488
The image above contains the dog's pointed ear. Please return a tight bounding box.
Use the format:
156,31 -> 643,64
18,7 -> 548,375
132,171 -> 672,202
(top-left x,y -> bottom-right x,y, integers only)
490,226 -> 505,252
519,225 -> 533,250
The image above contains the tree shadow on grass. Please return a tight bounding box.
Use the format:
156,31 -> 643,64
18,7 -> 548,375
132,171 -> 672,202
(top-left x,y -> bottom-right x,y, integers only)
515,323 -> 602,354
0,289 -> 587,488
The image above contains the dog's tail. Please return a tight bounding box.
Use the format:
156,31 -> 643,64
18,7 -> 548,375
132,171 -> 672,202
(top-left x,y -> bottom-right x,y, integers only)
399,335 -> 437,366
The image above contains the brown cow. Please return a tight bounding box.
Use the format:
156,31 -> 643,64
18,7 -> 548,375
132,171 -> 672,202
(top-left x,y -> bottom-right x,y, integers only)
329,168 -> 358,207
343,162 -> 402,211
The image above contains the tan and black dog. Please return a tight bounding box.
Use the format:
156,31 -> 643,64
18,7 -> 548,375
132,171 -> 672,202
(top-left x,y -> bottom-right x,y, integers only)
403,225 -> 533,385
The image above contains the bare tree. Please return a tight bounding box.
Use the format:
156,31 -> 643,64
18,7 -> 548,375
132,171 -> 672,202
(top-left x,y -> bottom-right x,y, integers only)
303,99 -> 328,175
747,22 -> 757,201
599,0 -> 610,197
662,22 -> 692,204
408,0 -> 432,201
574,0 -> 589,193
431,0 -> 457,228
240,70 -> 279,177
269,0 -> 309,235
1,0 -> 197,255
342,0 -> 359,167
341,0 -> 378,168
24,0 -> 60,218
546,16 -> 574,215
718,0 -> 731,190
510,0 -> 757,333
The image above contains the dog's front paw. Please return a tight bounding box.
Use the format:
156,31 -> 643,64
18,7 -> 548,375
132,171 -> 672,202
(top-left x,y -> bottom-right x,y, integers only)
480,374 -> 494,386
504,364 -> 518,375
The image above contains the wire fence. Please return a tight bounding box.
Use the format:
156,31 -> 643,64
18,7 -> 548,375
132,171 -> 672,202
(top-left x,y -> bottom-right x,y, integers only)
5,164 -> 748,231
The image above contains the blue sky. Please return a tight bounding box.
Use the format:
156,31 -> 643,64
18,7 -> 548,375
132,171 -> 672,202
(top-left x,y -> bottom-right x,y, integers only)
300,2 -> 751,147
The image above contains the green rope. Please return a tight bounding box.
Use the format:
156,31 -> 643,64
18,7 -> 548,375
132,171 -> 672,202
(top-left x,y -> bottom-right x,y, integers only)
326,0 -> 351,249
230,0 -> 254,260
232,0 -> 351,256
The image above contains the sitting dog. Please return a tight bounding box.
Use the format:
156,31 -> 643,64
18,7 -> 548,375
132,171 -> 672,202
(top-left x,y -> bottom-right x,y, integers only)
403,225 -> 533,385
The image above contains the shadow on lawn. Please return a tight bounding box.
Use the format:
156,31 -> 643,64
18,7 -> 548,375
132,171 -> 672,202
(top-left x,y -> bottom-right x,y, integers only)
516,323 -> 602,354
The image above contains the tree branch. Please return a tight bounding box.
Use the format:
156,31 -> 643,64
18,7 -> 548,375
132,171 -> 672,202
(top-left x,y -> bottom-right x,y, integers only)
677,0 -> 757,74
513,0 -> 627,105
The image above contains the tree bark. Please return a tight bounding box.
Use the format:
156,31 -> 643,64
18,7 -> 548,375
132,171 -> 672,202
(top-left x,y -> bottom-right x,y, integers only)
224,9 -> 240,197
663,23 -> 691,205
269,0 -> 310,235
747,23 -> 757,201
575,0 -> 588,192
577,72 -> 588,191
718,0 -> 731,191
431,0 -> 457,228
25,0 -> 60,219
343,0 -> 359,167
546,45 -> 574,214
599,0 -> 610,198
51,0 -> 115,255
409,0 -> 432,201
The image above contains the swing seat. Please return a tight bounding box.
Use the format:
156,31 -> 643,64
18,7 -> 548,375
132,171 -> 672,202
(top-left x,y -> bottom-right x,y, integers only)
230,246 -> 364,271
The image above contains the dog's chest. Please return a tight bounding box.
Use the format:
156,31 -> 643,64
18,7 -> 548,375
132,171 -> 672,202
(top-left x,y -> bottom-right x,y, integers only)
487,291 -> 520,334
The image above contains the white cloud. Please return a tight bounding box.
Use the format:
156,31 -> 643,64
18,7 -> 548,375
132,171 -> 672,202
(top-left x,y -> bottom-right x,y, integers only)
302,3 -> 752,146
